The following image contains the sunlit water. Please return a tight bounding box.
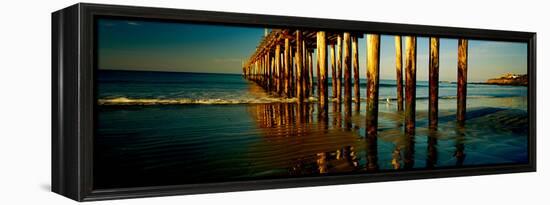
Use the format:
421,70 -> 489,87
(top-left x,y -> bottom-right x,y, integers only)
95,70 -> 528,189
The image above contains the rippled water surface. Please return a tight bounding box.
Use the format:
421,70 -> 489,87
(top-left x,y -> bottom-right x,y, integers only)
95,70 -> 528,189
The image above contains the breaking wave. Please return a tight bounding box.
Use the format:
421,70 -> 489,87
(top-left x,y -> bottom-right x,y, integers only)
98,95 -> 499,106
98,97 -> 301,105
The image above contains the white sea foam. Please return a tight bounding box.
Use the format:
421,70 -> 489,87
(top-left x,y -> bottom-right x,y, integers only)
98,97 -> 299,105
98,95 -> 498,106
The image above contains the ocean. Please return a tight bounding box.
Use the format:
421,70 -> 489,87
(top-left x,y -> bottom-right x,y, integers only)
95,70 -> 528,189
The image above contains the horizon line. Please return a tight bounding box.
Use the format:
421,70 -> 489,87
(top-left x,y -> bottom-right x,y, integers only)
99,68 -> 525,83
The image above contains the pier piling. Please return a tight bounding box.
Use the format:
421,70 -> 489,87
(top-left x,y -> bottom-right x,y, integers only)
395,36 -> 404,112
352,35 -> 360,111
457,39 -> 468,125
296,30 -> 304,102
317,31 -> 328,111
404,36 -> 417,134
243,30 -> 459,141
429,37 -> 439,128
309,50 -> 314,96
302,40 -> 309,98
343,33 -> 352,108
275,44 -> 282,94
366,34 -> 381,136
288,45 -> 296,97
336,35 -> 343,103
284,38 -> 291,97
331,43 -> 337,99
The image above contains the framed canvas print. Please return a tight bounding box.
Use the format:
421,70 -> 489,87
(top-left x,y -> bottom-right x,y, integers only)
52,3 -> 536,201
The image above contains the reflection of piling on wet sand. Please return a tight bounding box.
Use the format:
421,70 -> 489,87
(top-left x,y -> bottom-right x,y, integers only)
247,103 -> 362,175
244,29 -> 471,169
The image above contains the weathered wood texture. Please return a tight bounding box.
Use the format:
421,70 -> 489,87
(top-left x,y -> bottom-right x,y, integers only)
395,36 -> 404,111
352,35 -> 360,104
317,38 -> 321,97
284,38 -> 291,97
331,44 -> 337,98
296,31 -> 304,102
366,34 -> 381,136
317,31 -> 328,108
404,36 -> 416,134
457,39 -> 468,124
336,35 -> 343,102
275,45 -> 281,94
271,56 -> 275,91
290,48 -> 295,97
429,37 -> 439,128
343,33 -> 352,107
309,51 -> 314,96
302,40 -> 309,98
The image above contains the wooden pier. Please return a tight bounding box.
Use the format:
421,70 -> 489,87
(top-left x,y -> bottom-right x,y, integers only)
243,29 -> 470,138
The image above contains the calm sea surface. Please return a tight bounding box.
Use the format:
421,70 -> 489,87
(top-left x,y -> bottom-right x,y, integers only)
95,70 -> 528,189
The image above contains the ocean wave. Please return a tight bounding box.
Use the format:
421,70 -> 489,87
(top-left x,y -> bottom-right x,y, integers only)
97,97 -> 300,105
98,79 -> 247,85
98,95 -> 505,106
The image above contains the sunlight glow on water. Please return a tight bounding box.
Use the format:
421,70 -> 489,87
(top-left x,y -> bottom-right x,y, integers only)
95,71 -> 528,189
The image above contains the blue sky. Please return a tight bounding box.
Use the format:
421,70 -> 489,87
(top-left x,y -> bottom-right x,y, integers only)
98,19 -> 527,82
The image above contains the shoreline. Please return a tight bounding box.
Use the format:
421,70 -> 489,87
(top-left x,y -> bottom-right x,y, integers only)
96,95 -> 527,106
451,81 -> 528,86
469,82 -> 528,86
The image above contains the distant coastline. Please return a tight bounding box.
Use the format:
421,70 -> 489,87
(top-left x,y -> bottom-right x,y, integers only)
99,69 -> 528,86
451,73 -> 528,86
485,73 -> 528,86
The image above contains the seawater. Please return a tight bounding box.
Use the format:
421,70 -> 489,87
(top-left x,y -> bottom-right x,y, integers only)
95,70 -> 528,189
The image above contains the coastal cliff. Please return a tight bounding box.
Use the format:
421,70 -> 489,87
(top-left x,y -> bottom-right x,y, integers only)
486,73 -> 528,86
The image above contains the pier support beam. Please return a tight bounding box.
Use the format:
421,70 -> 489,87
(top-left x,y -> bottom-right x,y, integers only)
290,48 -> 295,97
395,36 -> 404,112
284,38 -> 291,98
309,50 -> 314,97
331,44 -> 337,99
302,40 -> 309,98
258,55 -> 265,86
316,46 -> 320,97
275,44 -> 281,95
366,34 -> 380,136
336,35 -> 343,103
457,39 -> 468,125
271,56 -> 275,91
404,36 -> 417,134
317,31 -> 328,110
343,32 -> 352,109
352,35 -> 360,110
429,37 -> 439,129
263,55 -> 266,87
296,30 -> 304,102
266,53 -> 270,90
280,52 -> 285,94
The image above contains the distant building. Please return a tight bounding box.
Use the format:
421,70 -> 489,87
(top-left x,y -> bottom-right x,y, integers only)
501,73 -> 521,79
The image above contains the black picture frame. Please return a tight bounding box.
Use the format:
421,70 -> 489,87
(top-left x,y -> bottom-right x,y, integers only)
52,3 -> 536,202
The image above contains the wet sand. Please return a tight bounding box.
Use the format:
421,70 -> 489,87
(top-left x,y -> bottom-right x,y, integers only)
95,94 -> 528,189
